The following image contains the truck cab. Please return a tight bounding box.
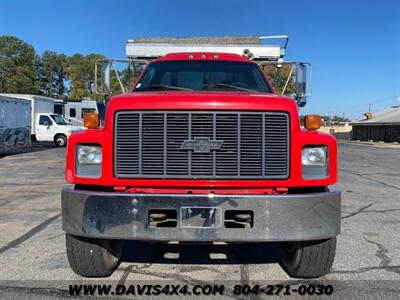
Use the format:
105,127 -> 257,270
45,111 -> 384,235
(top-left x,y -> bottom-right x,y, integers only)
35,113 -> 84,147
61,36 -> 341,279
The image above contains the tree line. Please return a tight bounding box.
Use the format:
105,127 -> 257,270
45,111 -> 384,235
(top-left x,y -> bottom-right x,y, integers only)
299,115 -> 351,124
0,35 -> 302,100
0,35 -> 134,100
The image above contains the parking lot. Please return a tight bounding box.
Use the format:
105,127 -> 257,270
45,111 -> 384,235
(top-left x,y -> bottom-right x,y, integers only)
0,142 -> 399,298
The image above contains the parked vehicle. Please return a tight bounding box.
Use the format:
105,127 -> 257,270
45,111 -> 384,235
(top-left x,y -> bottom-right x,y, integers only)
61,36 -> 341,279
0,95 -> 31,153
35,113 -> 84,147
1,94 -> 85,146
1,94 -> 55,138
54,99 -> 99,126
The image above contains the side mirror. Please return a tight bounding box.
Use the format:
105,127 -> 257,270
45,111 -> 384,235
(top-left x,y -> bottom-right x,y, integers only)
295,63 -> 312,107
95,59 -> 113,95
95,59 -> 112,94
95,58 -> 148,98
101,62 -> 111,94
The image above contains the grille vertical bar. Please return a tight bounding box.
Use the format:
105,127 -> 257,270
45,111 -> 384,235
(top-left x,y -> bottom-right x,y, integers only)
166,113 -> 189,175
141,113 -> 164,175
215,113 -> 238,176
240,114 -> 263,176
264,113 -> 289,177
115,111 -> 289,179
115,113 -> 140,176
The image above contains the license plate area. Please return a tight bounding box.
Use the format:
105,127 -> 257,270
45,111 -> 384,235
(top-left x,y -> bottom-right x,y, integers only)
180,207 -> 222,228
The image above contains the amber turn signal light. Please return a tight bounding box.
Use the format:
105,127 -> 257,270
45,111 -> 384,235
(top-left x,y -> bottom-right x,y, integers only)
304,114 -> 321,130
83,112 -> 100,129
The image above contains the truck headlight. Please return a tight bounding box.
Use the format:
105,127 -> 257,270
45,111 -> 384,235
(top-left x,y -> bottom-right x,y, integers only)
302,146 -> 328,179
302,147 -> 326,166
76,145 -> 102,178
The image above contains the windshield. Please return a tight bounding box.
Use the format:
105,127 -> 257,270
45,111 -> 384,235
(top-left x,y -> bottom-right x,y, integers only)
134,60 -> 271,93
50,114 -> 68,125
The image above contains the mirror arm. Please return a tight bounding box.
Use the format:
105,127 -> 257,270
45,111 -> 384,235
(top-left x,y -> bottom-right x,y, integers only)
281,64 -> 295,95
110,61 -> 126,94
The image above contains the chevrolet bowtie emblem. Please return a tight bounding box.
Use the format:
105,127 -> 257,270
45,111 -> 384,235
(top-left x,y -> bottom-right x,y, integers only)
181,137 -> 224,153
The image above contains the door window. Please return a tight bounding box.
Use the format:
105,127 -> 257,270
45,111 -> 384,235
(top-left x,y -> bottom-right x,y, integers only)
54,104 -> 63,115
70,108 -> 76,118
39,115 -> 52,126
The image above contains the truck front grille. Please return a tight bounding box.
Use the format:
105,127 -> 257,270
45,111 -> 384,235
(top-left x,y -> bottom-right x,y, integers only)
115,111 -> 289,179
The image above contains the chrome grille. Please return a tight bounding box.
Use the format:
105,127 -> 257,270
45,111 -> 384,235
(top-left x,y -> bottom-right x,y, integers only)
115,111 -> 289,179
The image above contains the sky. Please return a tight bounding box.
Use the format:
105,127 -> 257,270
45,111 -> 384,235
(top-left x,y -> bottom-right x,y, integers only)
0,0 -> 399,119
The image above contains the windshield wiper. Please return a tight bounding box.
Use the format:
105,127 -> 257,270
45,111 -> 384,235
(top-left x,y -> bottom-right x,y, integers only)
147,84 -> 193,91
213,83 -> 259,93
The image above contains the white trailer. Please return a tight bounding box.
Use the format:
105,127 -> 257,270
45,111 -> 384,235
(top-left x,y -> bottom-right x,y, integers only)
0,94 -> 55,137
0,95 -> 31,153
54,99 -> 99,126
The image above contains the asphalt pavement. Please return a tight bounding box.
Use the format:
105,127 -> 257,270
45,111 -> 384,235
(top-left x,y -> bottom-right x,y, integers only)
0,142 -> 399,299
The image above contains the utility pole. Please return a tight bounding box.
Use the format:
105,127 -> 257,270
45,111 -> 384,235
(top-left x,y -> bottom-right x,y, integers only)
329,111 -> 334,126
368,104 -> 372,113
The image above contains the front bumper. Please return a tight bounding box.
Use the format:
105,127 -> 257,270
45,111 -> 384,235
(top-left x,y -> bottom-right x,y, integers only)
61,188 -> 341,242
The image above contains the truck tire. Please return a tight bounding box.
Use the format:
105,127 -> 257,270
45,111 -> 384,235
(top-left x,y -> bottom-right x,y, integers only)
279,237 -> 336,278
54,134 -> 67,147
66,233 -> 124,277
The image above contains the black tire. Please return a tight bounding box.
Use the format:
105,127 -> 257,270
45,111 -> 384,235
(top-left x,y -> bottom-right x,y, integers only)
54,134 -> 67,147
66,233 -> 124,277
279,237 -> 336,278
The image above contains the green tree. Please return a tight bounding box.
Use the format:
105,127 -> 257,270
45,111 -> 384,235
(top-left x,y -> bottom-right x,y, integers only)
38,51 -> 67,97
0,36 -> 39,93
299,115 -> 351,125
320,115 -> 351,123
262,64 -> 296,95
111,64 -> 140,96
66,53 -> 105,99
120,65 -> 137,92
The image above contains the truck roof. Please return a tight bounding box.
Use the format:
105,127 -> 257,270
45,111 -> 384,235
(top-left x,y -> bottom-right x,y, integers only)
153,52 -> 252,62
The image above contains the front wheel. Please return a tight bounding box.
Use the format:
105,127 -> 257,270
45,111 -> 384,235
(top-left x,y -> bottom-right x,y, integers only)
54,134 -> 67,147
66,234 -> 124,277
279,237 -> 336,278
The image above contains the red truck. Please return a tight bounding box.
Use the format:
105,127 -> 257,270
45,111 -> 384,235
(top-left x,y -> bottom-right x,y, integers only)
61,36 -> 341,279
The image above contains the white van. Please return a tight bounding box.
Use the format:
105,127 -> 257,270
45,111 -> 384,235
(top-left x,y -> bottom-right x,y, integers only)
35,113 -> 84,147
